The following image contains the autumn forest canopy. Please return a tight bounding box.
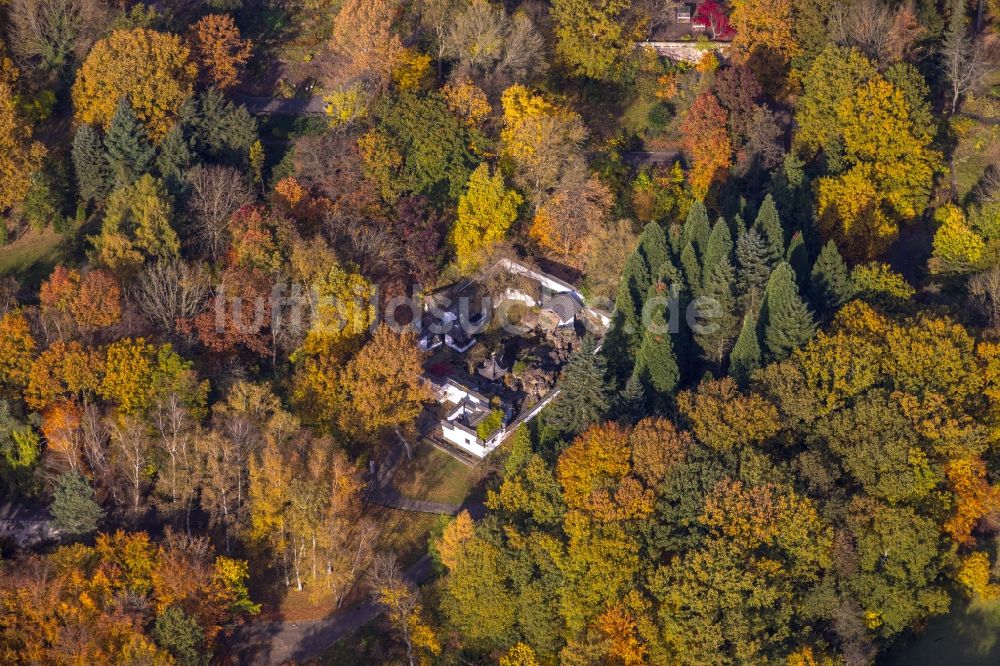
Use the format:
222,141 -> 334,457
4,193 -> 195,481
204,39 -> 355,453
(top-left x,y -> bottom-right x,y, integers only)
4,0 -> 1000,664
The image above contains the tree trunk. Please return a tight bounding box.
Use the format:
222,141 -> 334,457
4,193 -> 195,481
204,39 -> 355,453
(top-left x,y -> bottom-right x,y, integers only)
949,156 -> 960,200
395,429 -> 412,460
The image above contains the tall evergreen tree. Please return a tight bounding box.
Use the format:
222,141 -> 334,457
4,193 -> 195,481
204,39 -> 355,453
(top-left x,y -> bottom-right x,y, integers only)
605,249 -> 652,380
656,254 -> 686,295
549,335 -> 611,435
157,126 -> 191,190
732,212 -> 746,235
683,200 -> 711,256
622,249 -> 651,305
105,98 -> 155,186
769,153 -> 811,233
620,249 -> 650,334
752,193 -> 785,264
637,222 -> 669,278
72,124 -> 112,204
667,222 -> 684,256
703,217 -> 734,277
50,470 -> 104,537
613,371 -> 647,425
785,231 -> 809,292
634,303 -> 680,402
694,259 -> 739,370
680,241 -> 701,295
760,262 -> 816,360
730,311 -> 762,387
810,240 -> 855,316
735,228 -> 772,311
188,88 -> 259,165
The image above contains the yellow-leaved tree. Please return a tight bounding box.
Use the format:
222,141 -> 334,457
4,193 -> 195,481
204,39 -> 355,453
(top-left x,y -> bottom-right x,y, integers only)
0,310 -> 36,393
452,163 -> 522,271
442,77 -> 491,127
72,28 -> 197,140
90,175 -> 179,272
290,263 -> 377,426
931,204 -> 987,274
499,84 -> 587,206
0,80 -> 46,213
816,78 -> 938,260
337,326 -> 431,444
729,0 -> 800,65
550,0 -> 639,80
435,510 -> 476,570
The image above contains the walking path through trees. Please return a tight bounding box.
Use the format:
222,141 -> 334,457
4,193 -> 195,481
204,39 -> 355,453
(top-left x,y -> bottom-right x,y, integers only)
228,556 -> 435,664
228,443 -> 485,664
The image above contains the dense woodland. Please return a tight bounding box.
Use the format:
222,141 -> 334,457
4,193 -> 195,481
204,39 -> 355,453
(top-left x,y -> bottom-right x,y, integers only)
2,0 -> 1000,663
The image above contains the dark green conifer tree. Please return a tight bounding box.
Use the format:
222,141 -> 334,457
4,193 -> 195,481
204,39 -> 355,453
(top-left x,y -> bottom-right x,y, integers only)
157,126 -> 191,190
189,88 -> 259,165
694,259 -> 739,370
656,255 -> 685,295
683,200 -> 711,256
735,228 -> 771,311
667,222 -> 684,256
680,241 -> 701,295
729,311 -> 762,387
703,217 -> 734,278
104,98 -> 155,186
638,221 -> 669,278
604,250 -> 650,380
634,303 -> 680,402
785,231 -> 809,293
769,153 -> 811,233
50,470 -> 104,536
619,249 -> 650,334
614,371 -> 648,425
760,262 -> 816,360
72,124 -> 112,204
752,193 -> 785,264
549,335 -> 611,435
809,240 -> 854,317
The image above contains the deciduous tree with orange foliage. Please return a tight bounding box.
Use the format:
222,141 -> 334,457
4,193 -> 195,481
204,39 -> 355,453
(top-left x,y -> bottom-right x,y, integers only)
331,0 -> 403,85
0,310 -> 37,393
680,92 -> 732,200
337,326 -> 431,446
529,176 -> 612,268
0,81 -> 46,213
40,400 -> 83,473
188,14 -> 252,90
0,529 -> 257,663
557,422 -> 654,522
40,266 -> 122,338
25,341 -> 103,411
729,0 -> 801,65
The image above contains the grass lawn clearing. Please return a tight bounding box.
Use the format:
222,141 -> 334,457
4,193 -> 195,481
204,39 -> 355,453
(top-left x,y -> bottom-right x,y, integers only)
390,440 -> 484,506
0,227 -> 66,285
882,595 -> 1000,665
318,616 -> 406,665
